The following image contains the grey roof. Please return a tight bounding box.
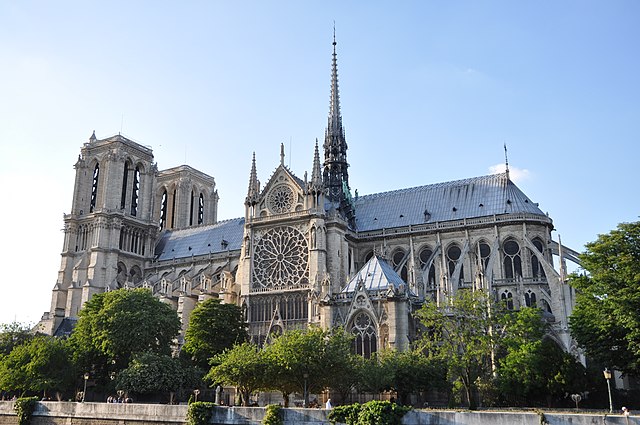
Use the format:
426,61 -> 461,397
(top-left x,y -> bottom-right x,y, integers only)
154,218 -> 245,261
353,172 -> 545,232
342,256 -> 406,293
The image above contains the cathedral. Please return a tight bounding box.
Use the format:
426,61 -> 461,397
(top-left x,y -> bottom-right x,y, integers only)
40,36 -> 581,357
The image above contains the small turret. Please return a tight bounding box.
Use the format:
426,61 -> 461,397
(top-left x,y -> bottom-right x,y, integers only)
245,152 -> 260,206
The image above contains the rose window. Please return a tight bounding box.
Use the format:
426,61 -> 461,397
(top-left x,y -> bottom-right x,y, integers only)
268,185 -> 294,214
253,226 -> 309,288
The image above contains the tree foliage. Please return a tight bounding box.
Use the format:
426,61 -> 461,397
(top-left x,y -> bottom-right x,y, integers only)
569,220 -> 640,375
68,288 -> 181,382
0,334 -> 73,397
416,290 -> 501,408
206,342 -> 268,406
0,322 -> 35,358
182,299 -> 248,370
497,308 -> 587,406
116,352 -> 198,399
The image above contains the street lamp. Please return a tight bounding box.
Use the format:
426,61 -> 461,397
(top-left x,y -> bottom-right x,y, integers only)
193,389 -> 200,402
603,368 -> 613,413
82,373 -> 89,402
303,373 -> 309,408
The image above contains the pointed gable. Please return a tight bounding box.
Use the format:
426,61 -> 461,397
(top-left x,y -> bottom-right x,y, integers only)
342,256 -> 406,293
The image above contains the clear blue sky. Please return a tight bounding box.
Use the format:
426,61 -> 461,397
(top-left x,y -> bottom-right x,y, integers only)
1,1 -> 638,325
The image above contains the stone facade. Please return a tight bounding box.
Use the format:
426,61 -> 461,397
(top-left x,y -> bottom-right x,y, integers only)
39,37 -> 581,358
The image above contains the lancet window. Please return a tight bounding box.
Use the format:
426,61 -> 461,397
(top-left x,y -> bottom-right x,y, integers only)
159,190 -> 168,230
418,246 -> 436,289
90,163 -> 99,212
503,239 -> 522,280
130,166 -> 140,216
447,244 -> 464,287
120,162 -> 129,210
525,290 -> 537,307
501,290 -> 514,310
350,311 -> 377,359
530,238 -> 546,280
391,249 -> 408,282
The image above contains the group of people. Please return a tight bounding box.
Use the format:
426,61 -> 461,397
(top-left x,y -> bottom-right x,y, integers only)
106,395 -> 132,403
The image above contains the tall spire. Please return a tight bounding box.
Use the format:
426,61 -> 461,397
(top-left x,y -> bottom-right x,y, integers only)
245,152 -> 260,205
310,139 -> 323,192
323,27 -> 349,204
504,143 -> 510,180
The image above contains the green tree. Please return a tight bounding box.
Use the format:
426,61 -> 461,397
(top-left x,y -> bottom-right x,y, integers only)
378,349 -> 444,405
68,288 -> 181,384
263,327 -> 353,407
206,342 -> 268,406
569,220 -> 640,376
415,290 -> 502,409
0,322 -> 35,358
497,308 -> 587,406
0,334 -> 73,398
116,352 -> 198,402
182,299 -> 248,370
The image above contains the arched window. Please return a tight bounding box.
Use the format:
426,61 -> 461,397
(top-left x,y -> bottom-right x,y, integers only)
170,189 -> 177,228
501,290 -> 514,310
418,246 -> 436,288
447,244 -> 464,287
116,262 -> 127,288
351,311 -> 377,359
189,190 -> 195,226
391,249 -> 408,282
120,162 -> 129,210
90,163 -> 100,213
159,189 -> 168,230
530,238 -> 546,279
541,299 -> 552,313
479,241 -> 491,271
130,166 -> 140,216
525,290 -> 537,307
503,239 -> 522,279
198,193 -> 204,224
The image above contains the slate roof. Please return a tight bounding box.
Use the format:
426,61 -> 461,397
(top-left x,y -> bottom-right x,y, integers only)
342,256 -> 406,293
353,172 -> 545,232
154,217 -> 245,261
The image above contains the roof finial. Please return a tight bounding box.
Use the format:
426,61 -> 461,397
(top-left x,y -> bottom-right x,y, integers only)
504,143 -> 510,180
89,130 -> 96,142
280,143 -> 285,166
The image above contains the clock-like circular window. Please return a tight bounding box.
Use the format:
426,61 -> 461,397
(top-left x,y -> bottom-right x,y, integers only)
268,184 -> 294,214
253,226 -> 309,289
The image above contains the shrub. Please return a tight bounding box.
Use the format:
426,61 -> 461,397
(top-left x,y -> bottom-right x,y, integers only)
186,401 -> 216,425
262,404 -> 283,425
14,397 -> 39,425
328,401 -> 410,425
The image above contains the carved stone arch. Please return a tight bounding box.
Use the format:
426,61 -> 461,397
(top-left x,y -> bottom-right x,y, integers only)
116,262 -> 127,288
542,332 -> 569,353
129,265 -> 143,285
348,309 -> 379,358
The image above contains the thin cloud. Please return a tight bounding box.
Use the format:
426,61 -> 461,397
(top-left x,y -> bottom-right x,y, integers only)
488,163 -> 531,183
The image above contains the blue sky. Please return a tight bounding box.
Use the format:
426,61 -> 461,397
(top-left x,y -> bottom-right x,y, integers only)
1,1 -> 638,325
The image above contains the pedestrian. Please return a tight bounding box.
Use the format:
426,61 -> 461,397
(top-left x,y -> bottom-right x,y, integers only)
325,398 -> 332,409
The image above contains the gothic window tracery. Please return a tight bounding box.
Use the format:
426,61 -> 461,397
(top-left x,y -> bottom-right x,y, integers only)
479,241 -> 491,271
130,166 -> 140,216
253,226 -> 309,289
267,184 -> 294,214
418,246 -> 436,288
530,238 -> 546,279
525,289 -> 537,307
503,239 -> 522,279
501,290 -> 514,310
350,311 -> 377,359
447,244 -> 464,287
391,249 -> 408,282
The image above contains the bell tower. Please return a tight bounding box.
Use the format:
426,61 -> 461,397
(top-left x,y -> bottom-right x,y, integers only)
43,132 -> 158,335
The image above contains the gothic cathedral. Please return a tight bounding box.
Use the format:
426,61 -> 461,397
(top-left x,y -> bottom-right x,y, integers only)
40,37 -> 581,358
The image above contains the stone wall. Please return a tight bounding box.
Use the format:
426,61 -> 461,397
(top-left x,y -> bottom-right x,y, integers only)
0,402 -> 635,425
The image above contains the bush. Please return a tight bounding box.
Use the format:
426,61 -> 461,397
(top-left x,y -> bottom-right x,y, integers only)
262,404 -> 283,425
328,400 -> 410,425
186,401 -> 216,425
14,397 -> 39,425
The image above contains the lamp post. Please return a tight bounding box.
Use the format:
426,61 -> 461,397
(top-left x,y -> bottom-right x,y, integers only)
193,389 -> 200,403
303,373 -> 309,408
82,373 -> 89,402
603,368 -> 613,413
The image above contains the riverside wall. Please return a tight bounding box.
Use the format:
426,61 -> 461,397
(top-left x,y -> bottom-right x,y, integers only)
0,401 -> 636,425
